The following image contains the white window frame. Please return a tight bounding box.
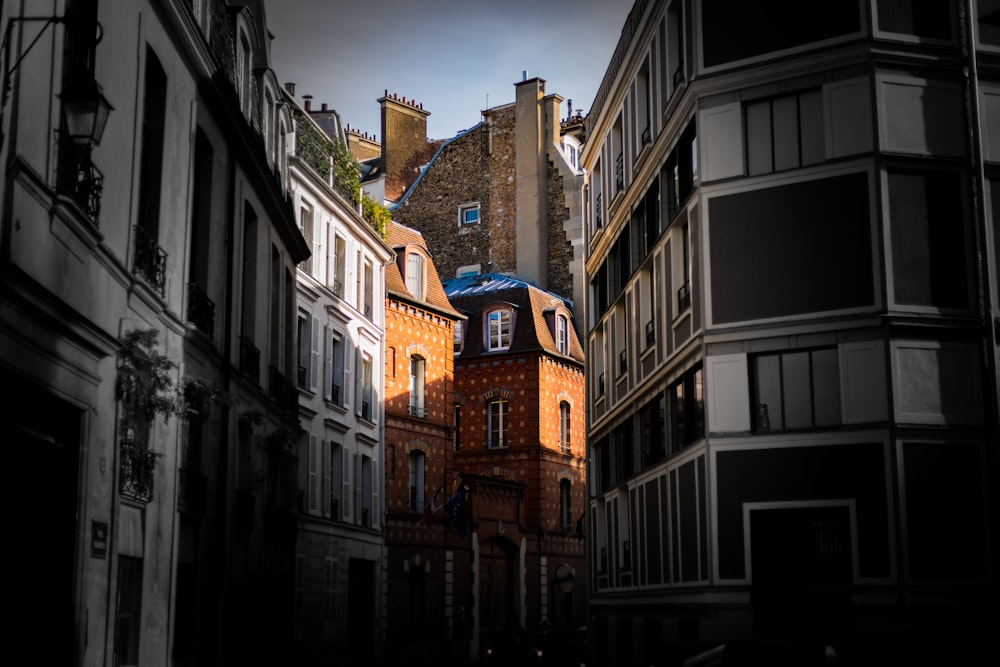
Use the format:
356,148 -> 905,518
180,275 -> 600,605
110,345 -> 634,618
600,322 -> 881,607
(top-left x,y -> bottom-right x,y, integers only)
459,202 -> 480,226
409,451 -> 425,512
488,399 -> 509,449
487,309 -> 512,351
556,314 -> 569,355
409,356 -> 426,417
559,401 -> 571,453
406,252 -> 425,300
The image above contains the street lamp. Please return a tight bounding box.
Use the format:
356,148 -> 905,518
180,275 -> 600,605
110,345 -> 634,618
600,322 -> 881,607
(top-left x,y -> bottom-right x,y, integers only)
60,77 -> 112,146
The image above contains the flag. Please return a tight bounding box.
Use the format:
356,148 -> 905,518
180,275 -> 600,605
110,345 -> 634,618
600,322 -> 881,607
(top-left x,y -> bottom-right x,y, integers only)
443,487 -> 467,538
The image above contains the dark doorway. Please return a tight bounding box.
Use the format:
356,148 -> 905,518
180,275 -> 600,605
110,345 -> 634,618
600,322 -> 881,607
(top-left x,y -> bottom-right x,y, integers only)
5,372 -> 82,664
750,505 -> 853,643
480,538 -> 518,659
347,558 -> 376,658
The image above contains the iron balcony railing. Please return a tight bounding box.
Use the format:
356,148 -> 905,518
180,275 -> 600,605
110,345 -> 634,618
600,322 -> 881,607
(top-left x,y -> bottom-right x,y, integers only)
614,152 -> 624,192
595,193 -> 603,228
186,283 -> 215,337
598,372 -> 605,398
58,143 -> 103,223
133,225 -> 167,295
409,404 -> 427,418
641,125 -> 651,146
619,349 -> 628,375
297,364 -> 307,388
120,441 -> 158,503
238,336 -> 260,384
645,319 -> 655,348
677,281 -> 691,312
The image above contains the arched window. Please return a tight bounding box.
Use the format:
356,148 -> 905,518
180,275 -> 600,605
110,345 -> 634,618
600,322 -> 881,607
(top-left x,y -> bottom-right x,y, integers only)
487,309 -> 512,351
556,314 -> 569,355
560,479 -> 572,531
409,356 -> 426,417
406,252 -> 425,300
559,401 -> 571,453
409,451 -> 425,513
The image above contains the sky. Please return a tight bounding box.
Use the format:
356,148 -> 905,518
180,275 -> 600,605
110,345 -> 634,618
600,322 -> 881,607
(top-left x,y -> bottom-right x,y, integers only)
262,0 -> 635,141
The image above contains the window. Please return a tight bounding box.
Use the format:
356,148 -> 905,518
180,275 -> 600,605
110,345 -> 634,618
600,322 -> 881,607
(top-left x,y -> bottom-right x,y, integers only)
329,334 -> 345,404
238,30 -> 251,114
745,90 -> 824,176
364,259 -> 374,319
556,314 -> 569,355
677,222 -> 691,312
459,203 -> 480,225
612,116 -> 624,192
488,399 -> 509,448
638,393 -> 666,468
752,348 -> 841,432
187,129 -> 214,336
637,59 -> 651,150
297,313 -> 309,388
559,401 -> 571,453
487,309 -> 512,351
888,170 -> 969,310
360,353 -> 373,421
406,252 -> 425,300
333,235 -> 346,298
300,204 -> 314,275
669,365 -> 704,452
877,0 -> 953,40
453,320 -> 464,354
134,48 -> 168,295
409,451 -> 425,512
560,479 -> 572,531
409,356 -> 426,417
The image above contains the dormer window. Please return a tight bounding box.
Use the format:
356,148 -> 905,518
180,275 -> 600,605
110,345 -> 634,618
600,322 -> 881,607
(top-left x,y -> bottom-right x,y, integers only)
556,314 -> 569,355
459,203 -> 480,226
487,309 -> 512,351
405,252 -> 425,300
453,320 -> 464,354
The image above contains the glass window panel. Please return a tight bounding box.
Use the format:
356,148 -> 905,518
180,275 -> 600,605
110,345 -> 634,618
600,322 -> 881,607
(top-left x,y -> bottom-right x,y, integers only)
799,90 -> 825,165
746,101 -> 773,175
772,96 -> 800,171
812,348 -> 842,426
782,351 -> 813,429
755,355 -> 783,430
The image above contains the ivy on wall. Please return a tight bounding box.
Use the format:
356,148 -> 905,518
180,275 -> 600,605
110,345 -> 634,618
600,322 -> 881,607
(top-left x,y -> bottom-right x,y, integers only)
294,114 -> 390,240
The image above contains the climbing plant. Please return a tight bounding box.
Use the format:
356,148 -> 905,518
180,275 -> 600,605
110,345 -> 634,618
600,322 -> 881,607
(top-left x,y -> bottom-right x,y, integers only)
116,328 -> 177,423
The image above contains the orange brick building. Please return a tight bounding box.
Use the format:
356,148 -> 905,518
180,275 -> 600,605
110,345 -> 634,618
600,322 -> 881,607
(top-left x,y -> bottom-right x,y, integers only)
445,273 -> 587,661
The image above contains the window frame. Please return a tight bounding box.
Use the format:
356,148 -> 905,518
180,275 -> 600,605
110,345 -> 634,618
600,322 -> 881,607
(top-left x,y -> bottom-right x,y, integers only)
486,308 -> 512,351
459,202 -> 481,226
750,347 -> 842,433
409,355 -> 426,417
408,450 -> 425,513
488,399 -> 509,449
559,401 -> 571,453
405,251 -> 426,301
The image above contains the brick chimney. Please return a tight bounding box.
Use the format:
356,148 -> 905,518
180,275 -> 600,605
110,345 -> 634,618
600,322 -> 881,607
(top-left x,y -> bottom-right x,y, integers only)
514,76 -> 550,289
379,91 -> 430,197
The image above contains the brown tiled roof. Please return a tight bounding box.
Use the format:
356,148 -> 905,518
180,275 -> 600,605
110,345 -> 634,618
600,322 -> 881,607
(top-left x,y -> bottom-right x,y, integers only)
386,222 -> 462,319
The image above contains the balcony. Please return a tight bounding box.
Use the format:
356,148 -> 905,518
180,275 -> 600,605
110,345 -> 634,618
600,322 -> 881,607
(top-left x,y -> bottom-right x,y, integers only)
133,225 -> 167,296
595,193 -> 603,229
177,467 -> 207,517
614,152 -> 624,192
186,283 -> 215,337
331,383 -> 341,404
332,278 -> 344,299
239,336 -> 260,384
57,143 -> 103,223
361,400 -> 372,421
120,441 -> 158,504
677,281 -> 691,312
409,403 -> 427,418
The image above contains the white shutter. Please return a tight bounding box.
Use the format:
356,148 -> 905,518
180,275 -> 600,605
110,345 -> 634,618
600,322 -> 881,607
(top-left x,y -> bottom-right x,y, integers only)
342,449 -> 352,520
355,453 -> 362,525
323,327 -> 333,402
310,316 -> 321,391
307,434 -> 320,514
321,439 -> 331,518
354,347 -> 362,417
371,458 -> 379,529
343,341 -> 353,408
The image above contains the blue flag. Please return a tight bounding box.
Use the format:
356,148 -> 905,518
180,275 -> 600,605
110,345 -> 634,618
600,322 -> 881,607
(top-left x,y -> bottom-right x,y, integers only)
443,488 -> 467,538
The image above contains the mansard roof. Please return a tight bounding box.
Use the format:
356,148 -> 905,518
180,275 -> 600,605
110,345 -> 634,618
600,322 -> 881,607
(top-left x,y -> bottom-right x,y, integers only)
385,222 -> 462,319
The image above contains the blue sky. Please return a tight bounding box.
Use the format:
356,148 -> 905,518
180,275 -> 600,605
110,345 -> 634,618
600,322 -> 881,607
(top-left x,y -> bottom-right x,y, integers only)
263,0 -> 634,141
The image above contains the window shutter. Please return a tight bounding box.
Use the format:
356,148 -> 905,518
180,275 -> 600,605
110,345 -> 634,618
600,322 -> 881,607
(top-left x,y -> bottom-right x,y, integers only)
371,458 -> 379,528
343,341 -> 353,408
310,316 -> 321,391
307,434 -> 320,514
342,448 -> 352,520
321,439 -> 331,518
323,327 -> 332,402
355,452 -> 362,524
323,556 -> 338,619
354,348 -> 362,417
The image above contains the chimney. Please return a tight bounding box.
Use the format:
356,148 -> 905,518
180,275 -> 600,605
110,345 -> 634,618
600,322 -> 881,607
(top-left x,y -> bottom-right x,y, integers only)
379,90 -> 431,195
514,76 -> 549,289
303,94 -> 313,112
321,103 -> 328,112
284,82 -> 295,95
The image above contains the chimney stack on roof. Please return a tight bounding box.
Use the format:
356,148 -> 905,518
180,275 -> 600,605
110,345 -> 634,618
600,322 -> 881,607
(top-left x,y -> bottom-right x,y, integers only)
284,82 -> 295,95
303,94 -> 313,112
321,103 -> 328,112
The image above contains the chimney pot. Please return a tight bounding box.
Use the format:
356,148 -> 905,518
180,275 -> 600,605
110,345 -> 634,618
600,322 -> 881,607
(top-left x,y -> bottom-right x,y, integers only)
321,103 -> 328,111
303,94 -> 313,111
284,82 -> 296,95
